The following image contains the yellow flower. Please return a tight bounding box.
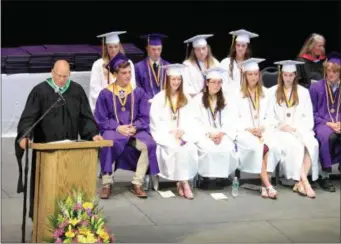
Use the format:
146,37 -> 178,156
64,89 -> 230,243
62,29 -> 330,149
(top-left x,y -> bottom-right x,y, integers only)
78,226 -> 90,236
82,202 -> 93,210
65,225 -> 75,238
78,233 -> 97,243
69,218 -> 79,226
97,228 -> 109,242
63,238 -> 72,243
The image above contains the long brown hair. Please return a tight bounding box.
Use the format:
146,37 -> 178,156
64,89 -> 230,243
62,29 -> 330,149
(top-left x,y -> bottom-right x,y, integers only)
164,75 -> 188,109
227,42 -> 252,80
202,79 -> 225,111
188,44 -> 216,69
241,71 -> 265,98
276,72 -> 299,106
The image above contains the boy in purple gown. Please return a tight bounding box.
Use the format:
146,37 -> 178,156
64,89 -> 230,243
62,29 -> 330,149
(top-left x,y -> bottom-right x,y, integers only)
309,51 -> 341,192
95,52 -> 159,199
134,33 -> 170,100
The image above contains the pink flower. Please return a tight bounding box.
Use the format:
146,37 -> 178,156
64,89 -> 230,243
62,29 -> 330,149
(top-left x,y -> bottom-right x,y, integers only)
53,229 -> 64,238
73,203 -> 82,210
58,220 -> 69,229
81,220 -> 89,226
97,237 -> 103,243
55,237 -> 62,243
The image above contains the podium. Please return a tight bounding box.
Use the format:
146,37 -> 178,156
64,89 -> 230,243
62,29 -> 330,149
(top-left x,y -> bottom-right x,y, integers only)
30,140 -> 113,243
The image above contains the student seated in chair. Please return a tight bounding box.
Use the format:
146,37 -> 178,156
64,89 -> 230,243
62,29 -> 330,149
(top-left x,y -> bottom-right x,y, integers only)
94,53 -> 159,199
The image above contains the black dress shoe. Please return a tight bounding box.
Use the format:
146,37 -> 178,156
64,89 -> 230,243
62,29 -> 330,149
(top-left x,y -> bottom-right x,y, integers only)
319,178 -> 336,192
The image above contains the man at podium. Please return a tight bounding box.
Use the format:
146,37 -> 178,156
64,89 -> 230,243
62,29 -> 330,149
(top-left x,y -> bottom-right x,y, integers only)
15,60 -> 103,220
94,53 -> 159,199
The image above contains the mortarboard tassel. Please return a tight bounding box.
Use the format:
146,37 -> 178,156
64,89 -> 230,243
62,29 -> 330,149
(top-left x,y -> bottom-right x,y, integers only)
230,35 -> 236,51
323,58 -> 328,80
277,64 -> 281,85
101,38 -> 105,60
185,43 -> 189,60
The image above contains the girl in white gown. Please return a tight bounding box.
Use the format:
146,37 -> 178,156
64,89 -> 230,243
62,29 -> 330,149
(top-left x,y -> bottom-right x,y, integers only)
235,58 -> 281,199
268,60 -> 318,198
182,34 -> 220,97
89,31 -> 136,112
192,67 -> 239,178
150,64 -> 198,199
220,29 -> 258,94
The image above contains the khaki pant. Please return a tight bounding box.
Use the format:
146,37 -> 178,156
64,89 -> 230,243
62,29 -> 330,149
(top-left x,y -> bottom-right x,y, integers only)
102,139 -> 149,186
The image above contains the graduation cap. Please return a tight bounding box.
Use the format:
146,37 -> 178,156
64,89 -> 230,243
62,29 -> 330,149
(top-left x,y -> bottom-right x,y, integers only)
140,33 -> 168,46
184,34 -> 214,48
241,58 -> 265,72
326,51 -> 341,65
204,66 -> 228,80
106,52 -> 129,71
97,31 -> 127,44
161,63 -> 187,76
274,60 -> 305,73
183,34 -> 214,59
229,29 -> 258,44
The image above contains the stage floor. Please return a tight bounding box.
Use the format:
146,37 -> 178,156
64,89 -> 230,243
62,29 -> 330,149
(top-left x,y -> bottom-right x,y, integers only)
1,137 -> 340,243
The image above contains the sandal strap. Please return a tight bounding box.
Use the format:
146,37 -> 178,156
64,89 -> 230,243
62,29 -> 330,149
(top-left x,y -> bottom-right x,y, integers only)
266,186 -> 278,194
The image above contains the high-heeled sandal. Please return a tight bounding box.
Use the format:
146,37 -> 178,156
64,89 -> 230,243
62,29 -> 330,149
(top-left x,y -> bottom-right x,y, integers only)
293,182 -> 307,196
266,185 -> 278,199
302,180 -> 316,199
260,187 -> 269,198
177,182 -> 184,197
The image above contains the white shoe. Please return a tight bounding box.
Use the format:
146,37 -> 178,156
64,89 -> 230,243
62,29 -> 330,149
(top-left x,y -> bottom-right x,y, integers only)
151,175 -> 159,191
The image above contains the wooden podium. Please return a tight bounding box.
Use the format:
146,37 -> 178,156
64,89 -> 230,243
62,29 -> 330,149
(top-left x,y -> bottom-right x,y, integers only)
30,140 -> 113,243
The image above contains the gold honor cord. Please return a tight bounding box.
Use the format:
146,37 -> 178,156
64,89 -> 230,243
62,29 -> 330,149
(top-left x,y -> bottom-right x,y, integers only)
284,87 -> 293,117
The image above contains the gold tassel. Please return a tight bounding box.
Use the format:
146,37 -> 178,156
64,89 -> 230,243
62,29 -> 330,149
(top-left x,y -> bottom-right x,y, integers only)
277,64 -> 281,84
101,38 -> 105,60
230,35 -> 236,50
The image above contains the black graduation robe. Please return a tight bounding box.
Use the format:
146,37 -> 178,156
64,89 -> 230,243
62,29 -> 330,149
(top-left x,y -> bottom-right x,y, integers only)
15,80 -> 99,219
297,53 -> 326,88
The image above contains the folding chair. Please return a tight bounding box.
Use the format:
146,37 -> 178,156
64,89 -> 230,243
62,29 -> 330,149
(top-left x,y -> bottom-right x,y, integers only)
261,67 -> 278,88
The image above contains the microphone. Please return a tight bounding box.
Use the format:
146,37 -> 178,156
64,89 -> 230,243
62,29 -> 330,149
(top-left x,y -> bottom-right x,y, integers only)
54,87 -> 66,103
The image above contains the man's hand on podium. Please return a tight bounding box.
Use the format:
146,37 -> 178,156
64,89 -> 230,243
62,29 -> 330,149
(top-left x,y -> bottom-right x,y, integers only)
93,135 -> 103,141
19,138 -> 31,150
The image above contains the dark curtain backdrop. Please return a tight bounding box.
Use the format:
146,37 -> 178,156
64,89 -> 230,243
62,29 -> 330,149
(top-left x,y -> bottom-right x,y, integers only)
2,1 -> 341,68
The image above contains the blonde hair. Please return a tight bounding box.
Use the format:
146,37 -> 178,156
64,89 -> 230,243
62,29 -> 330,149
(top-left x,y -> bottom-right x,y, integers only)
188,44 -> 216,68
102,42 -> 126,65
241,71 -> 265,98
298,33 -> 326,57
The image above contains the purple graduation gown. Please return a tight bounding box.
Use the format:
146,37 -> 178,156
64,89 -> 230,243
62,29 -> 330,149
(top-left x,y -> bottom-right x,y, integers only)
309,79 -> 341,169
134,57 -> 170,99
94,86 -> 159,175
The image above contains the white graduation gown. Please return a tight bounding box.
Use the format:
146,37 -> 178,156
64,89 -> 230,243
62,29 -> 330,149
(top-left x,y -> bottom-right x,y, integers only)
191,92 -> 239,178
235,88 -> 281,174
89,58 -> 136,112
220,57 -> 242,93
267,85 -> 319,181
182,59 -> 220,96
150,91 -> 199,181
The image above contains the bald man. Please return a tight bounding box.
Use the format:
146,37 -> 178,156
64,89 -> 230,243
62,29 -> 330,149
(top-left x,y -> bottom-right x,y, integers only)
15,60 -> 102,220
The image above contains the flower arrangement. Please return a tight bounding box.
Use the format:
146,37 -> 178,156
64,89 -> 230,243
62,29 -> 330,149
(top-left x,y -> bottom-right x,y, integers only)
46,189 -> 114,243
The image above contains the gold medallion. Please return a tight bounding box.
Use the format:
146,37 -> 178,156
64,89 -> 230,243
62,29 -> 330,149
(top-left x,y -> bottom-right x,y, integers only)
331,108 -> 335,113
286,113 -> 291,117
254,115 -> 258,119
121,107 -> 126,111
173,115 -> 177,120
